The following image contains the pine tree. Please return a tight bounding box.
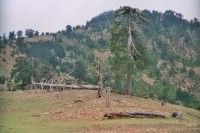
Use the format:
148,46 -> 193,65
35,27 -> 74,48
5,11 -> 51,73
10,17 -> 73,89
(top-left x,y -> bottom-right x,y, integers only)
110,6 -> 148,95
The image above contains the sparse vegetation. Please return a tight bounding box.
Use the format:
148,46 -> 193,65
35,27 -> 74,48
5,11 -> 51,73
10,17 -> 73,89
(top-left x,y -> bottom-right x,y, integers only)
0,6 -> 200,115
0,90 -> 200,133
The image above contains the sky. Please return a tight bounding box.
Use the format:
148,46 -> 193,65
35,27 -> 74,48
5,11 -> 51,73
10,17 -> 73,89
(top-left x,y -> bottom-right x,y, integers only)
0,0 -> 200,35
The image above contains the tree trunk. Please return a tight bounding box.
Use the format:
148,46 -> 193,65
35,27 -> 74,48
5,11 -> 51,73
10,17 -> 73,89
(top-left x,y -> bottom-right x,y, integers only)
4,78 -> 8,91
127,13 -> 132,59
97,60 -> 103,98
126,72 -> 132,95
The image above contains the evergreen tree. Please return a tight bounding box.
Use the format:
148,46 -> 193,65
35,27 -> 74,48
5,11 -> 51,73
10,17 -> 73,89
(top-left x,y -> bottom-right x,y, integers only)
17,30 -> 23,38
0,36 -> 3,50
3,33 -> 7,44
11,57 -> 32,89
66,25 -> 72,33
110,6 -> 148,95
9,31 -> 16,40
10,57 -> 42,89
72,61 -> 87,84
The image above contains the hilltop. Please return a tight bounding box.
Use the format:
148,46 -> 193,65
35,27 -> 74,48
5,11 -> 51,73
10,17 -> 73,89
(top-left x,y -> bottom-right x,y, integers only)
0,90 -> 200,133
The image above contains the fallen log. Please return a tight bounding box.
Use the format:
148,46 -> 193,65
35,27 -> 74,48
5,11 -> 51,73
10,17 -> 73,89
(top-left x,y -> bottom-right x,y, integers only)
104,112 -> 166,119
32,81 -> 99,90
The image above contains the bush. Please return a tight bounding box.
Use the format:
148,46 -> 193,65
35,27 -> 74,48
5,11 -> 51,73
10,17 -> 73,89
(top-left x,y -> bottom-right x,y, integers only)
0,76 -> 5,84
189,69 -> 195,78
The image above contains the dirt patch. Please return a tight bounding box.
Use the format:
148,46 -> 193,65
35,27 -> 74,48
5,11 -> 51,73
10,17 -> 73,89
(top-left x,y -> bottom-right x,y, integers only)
55,108 -> 103,120
156,60 -> 165,68
25,35 -> 54,43
62,37 -> 75,45
93,50 -> 112,61
186,66 -> 192,72
0,46 -> 16,73
0,84 -> 4,91
142,74 -> 155,86
176,62 -> 183,69
194,67 -> 200,76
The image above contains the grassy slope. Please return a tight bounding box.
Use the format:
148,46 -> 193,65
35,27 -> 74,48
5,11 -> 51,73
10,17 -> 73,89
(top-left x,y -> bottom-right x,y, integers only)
0,90 -> 200,133
0,45 -> 16,75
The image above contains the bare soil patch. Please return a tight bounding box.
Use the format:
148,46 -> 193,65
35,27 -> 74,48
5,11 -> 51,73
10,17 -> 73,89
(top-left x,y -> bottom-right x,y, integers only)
94,50 -> 112,61
25,35 -> 54,43
194,67 -> 200,76
142,74 -> 155,86
0,46 -> 16,73
176,62 -> 183,69
156,60 -> 165,68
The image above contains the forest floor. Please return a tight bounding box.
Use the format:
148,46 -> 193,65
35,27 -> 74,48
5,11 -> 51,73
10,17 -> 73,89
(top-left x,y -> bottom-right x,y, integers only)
0,90 -> 200,133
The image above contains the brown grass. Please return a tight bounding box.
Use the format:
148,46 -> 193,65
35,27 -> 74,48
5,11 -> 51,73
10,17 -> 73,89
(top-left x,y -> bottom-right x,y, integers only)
142,74 -> 155,86
176,62 -> 183,69
93,50 -> 112,61
194,67 -> 200,76
0,46 -> 16,74
0,90 -> 200,133
25,35 -> 54,43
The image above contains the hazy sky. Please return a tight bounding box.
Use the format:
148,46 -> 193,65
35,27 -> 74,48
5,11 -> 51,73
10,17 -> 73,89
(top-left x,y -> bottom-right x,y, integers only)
0,0 -> 200,35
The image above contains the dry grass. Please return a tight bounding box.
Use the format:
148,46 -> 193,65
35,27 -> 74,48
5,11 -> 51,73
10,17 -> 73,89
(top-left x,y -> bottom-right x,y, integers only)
176,62 -> 183,69
25,35 -> 54,43
0,46 -> 16,75
194,67 -> 200,76
142,74 -> 155,86
93,50 -> 112,61
0,90 -> 200,133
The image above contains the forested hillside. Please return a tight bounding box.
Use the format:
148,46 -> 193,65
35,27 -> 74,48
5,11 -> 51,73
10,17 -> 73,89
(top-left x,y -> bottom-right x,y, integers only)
0,9 -> 200,110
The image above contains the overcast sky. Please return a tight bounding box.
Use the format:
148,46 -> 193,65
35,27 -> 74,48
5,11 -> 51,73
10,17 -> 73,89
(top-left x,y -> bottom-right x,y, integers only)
0,0 -> 200,35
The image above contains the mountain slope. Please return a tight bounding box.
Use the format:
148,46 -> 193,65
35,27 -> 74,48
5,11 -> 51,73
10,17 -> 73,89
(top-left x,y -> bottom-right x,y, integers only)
0,9 -> 200,109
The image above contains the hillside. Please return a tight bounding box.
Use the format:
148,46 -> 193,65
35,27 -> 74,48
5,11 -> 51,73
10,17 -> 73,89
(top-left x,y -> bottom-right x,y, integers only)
0,9 -> 200,110
0,90 -> 200,133
0,45 -> 16,75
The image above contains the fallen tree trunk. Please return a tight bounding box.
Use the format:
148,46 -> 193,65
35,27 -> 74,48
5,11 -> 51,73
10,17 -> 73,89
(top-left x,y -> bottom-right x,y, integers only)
32,79 -> 99,90
104,112 -> 166,119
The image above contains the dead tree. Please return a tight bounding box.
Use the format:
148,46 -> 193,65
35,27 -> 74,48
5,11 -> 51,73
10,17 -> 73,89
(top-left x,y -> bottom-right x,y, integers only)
31,69 -> 100,91
31,77 -> 33,90
103,87 -> 112,107
31,77 -> 99,91
4,75 -> 9,91
96,59 -> 103,98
